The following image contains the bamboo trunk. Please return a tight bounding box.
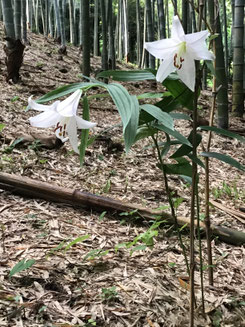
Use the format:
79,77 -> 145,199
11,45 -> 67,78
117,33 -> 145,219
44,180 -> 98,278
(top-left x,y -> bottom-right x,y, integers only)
0,172 -> 244,245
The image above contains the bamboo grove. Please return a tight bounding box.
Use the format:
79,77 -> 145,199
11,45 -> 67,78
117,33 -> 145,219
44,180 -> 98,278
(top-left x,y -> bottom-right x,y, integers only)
0,0 -> 244,124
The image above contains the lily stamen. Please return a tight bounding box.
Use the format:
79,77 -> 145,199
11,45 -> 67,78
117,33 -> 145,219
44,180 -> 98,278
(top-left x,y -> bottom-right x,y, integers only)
174,54 -> 185,70
54,122 -> 62,132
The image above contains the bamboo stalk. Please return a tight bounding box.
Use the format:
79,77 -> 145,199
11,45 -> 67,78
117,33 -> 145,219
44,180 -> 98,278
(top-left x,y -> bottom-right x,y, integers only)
0,172 -> 245,245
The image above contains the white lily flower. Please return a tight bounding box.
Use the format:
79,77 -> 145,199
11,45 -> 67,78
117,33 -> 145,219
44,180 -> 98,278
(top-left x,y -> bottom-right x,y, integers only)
28,90 -> 97,153
144,16 -> 215,91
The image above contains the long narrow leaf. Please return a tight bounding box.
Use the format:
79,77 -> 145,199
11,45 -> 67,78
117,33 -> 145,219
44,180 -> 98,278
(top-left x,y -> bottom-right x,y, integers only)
198,126 -> 245,143
134,126 -> 157,143
64,235 -> 90,252
106,84 -> 139,152
160,161 -> 193,177
9,259 -> 36,277
79,96 -> 90,165
137,92 -> 164,100
169,113 -> 192,120
106,83 -> 132,127
170,131 -> 201,158
140,104 -> 174,129
155,124 -> 192,147
124,96 -> 139,152
37,82 -> 93,103
200,152 -> 245,171
163,78 -> 195,110
97,70 -> 156,81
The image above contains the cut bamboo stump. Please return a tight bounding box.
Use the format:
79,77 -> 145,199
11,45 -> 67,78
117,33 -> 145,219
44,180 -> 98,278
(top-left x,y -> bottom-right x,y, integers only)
0,172 -> 244,245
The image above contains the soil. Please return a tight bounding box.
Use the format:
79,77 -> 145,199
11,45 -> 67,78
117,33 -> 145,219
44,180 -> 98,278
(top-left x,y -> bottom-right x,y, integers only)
0,26 -> 245,327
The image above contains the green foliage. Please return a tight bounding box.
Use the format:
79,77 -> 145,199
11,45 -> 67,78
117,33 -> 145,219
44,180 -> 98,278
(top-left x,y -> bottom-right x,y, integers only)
170,131 -> 202,159
64,235 -> 90,252
3,138 -> 23,153
101,286 -> 118,302
198,126 -> 245,143
212,181 -> 244,201
163,76 -> 196,110
211,309 -> 223,327
79,95 -> 90,165
115,219 -> 166,255
103,179 -> 111,193
154,124 -> 192,147
200,152 -> 245,172
98,211 -> 107,221
84,318 -> 97,326
10,96 -> 19,103
160,157 -> 193,177
83,249 -> 110,261
28,140 -> 43,152
97,69 -> 156,81
119,209 -> 139,216
140,104 -> 174,129
46,240 -> 66,257
9,259 -> 36,277
98,70 -> 196,110
0,123 -> 5,132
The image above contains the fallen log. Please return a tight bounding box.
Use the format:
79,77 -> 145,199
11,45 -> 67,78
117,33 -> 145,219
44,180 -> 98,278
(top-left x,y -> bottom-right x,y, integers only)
0,172 -> 244,245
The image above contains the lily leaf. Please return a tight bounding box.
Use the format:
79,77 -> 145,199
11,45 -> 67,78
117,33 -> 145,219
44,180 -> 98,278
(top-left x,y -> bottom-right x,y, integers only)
123,95 -> 139,152
200,152 -> 245,172
163,78 -> 196,110
155,95 -> 181,113
106,84 -> 139,152
187,153 -> 205,168
97,70 -> 156,81
155,124 -> 192,147
171,131 -> 202,158
137,92 -> 164,100
134,126 -> 157,143
198,126 -> 245,143
79,95 -> 90,165
159,160 -> 193,177
140,104 -> 174,129
169,113 -> 192,120
37,82 -> 95,103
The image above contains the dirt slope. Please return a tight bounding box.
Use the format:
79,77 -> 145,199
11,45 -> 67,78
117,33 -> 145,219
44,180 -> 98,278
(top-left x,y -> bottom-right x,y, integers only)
0,26 -> 245,327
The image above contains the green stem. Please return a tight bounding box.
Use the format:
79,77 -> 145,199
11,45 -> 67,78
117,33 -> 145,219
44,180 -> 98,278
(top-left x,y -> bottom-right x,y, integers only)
196,190 -> 205,314
152,133 -> 189,274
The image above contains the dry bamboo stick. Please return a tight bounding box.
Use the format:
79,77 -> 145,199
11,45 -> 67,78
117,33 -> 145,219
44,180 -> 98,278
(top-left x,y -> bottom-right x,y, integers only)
0,172 -> 245,245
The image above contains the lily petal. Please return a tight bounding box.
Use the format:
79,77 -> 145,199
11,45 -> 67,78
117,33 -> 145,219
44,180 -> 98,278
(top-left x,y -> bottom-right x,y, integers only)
29,110 -> 60,128
144,39 -> 178,60
185,29 -> 209,44
57,89 -> 82,117
66,117 -> 79,153
171,16 -> 185,41
28,96 -> 60,112
177,53 -> 196,92
156,56 -> 176,83
75,116 -> 97,129
189,41 -> 215,61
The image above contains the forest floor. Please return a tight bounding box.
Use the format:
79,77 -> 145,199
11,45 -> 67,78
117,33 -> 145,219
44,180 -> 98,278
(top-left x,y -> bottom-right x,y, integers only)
0,26 -> 245,327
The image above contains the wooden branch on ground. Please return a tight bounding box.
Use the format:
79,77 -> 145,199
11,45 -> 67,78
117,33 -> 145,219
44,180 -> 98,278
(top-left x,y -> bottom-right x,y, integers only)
0,172 -> 245,246
210,199 -> 245,224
